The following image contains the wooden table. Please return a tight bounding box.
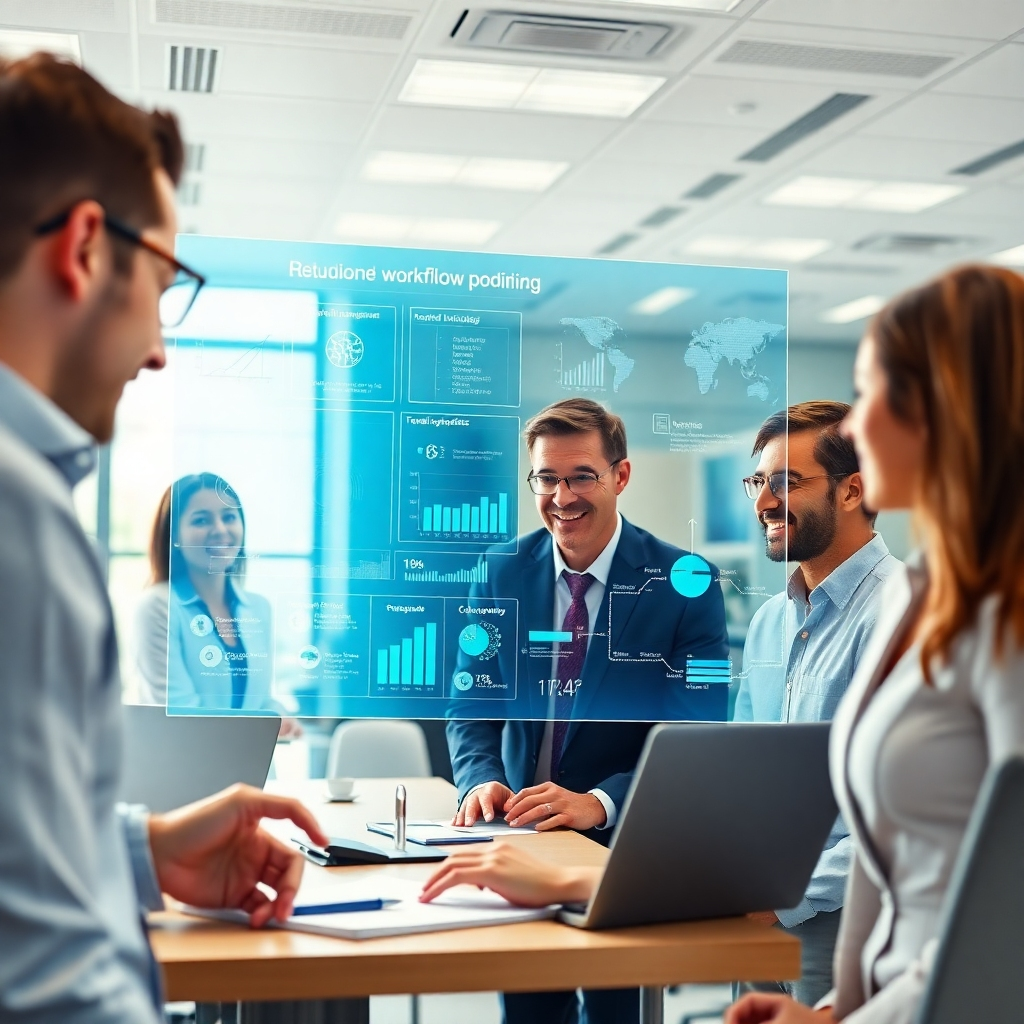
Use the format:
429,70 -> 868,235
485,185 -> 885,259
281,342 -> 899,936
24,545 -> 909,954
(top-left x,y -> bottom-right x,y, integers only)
150,778 -> 798,1023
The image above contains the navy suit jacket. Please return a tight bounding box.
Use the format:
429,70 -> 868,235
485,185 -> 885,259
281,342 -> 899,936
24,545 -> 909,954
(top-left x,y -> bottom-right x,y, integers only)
446,517 -> 729,833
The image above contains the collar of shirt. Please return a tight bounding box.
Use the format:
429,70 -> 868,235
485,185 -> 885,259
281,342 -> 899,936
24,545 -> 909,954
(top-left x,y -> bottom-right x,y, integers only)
786,533 -> 893,613
0,361 -> 97,487
551,511 -> 623,588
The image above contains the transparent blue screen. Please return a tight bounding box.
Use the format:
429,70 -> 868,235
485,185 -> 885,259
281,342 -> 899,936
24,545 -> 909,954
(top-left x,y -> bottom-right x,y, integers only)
165,237 -> 787,721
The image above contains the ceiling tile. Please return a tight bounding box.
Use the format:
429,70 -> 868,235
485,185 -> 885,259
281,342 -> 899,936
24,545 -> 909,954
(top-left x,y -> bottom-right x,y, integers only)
862,93 -> 1024,144
934,42 -> 1024,99
753,0 -> 1024,41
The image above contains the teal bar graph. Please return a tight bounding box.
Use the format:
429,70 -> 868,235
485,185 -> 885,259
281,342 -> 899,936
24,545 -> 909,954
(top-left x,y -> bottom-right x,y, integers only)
419,491 -> 511,537
376,622 -> 440,689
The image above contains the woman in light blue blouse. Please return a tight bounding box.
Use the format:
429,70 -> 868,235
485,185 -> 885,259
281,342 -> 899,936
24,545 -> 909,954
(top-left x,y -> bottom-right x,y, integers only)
136,473 -> 296,729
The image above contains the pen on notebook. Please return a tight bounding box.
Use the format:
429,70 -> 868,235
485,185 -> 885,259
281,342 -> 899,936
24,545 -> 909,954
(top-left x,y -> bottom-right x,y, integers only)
291,898 -> 400,916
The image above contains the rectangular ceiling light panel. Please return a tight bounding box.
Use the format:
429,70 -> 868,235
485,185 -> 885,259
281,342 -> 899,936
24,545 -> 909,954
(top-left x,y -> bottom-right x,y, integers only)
717,39 -> 951,79
0,29 -> 80,63
765,176 -> 965,212
335,213 -> 500,246
362,151 -> 569,191
740,93 -> 870,163
990,244 -> 1024,267
398,59 -> 664,118
686,236 -> 831,262
599,0 -> 742,9
820,295 -> 886,324
630,286 -> 696,315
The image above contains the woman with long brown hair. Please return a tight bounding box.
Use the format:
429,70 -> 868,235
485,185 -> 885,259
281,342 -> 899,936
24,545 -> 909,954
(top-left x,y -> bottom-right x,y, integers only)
417,265 -> 1024,1024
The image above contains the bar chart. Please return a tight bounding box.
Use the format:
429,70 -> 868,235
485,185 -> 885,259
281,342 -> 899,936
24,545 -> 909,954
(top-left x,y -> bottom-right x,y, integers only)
403,562 -> 489,584
560,347 -> 606,390
420,491 -> 509,536
370,596 -> 445,697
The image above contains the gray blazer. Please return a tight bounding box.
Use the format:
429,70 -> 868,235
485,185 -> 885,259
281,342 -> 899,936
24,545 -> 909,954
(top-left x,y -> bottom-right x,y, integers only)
827,560 -> 1024,1023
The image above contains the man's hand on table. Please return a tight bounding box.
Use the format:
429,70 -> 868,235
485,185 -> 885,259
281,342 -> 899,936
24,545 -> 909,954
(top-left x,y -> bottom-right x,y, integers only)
504,782 -> 607,831
419,844 -> 600,908
725,996 -> 835,1024
453,781 -> 515,825
148,784 -> 329,928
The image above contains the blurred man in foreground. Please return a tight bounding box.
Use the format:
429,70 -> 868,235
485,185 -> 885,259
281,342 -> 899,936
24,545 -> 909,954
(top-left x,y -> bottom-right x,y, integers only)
0,54 -> 326,1021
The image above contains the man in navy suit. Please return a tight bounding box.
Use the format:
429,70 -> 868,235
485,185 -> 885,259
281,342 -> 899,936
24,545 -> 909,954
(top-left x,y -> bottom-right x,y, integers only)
446,398 -> 729,1024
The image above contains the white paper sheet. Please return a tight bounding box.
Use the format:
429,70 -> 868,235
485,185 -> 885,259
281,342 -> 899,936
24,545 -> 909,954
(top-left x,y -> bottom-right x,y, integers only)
180,870 -> 555,940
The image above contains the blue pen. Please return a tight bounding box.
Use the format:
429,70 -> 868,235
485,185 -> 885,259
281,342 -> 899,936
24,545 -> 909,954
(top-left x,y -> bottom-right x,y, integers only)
291,898 -> 400,916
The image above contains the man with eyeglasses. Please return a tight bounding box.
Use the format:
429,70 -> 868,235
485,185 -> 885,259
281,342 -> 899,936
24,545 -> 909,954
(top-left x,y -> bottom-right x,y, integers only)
446,397 -> 729,1024
0,55 -> 326,1022
733,401 -> 901,1008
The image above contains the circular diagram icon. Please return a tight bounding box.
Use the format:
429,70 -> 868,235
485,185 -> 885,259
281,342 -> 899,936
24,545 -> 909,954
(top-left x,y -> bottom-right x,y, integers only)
453,671 -> 475,692
458,621 -> 501,660
190,613 -> 214,637
670,554 -> 713,599
325,330 -> 364,369
298,645 -> 321,670
199,644 -> 223,668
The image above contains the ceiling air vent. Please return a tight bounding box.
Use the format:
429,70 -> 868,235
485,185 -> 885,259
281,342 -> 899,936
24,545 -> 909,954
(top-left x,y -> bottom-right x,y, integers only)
740,93 -> 870,162
155,0 -> 411,40
853,233 -> 977,256
456,11 -> 676,60
717,39 -> 951,79
597,233 -> 640,255
683,173 -> 741,199
952,138 -> 1024,176
167,45 -> 219,92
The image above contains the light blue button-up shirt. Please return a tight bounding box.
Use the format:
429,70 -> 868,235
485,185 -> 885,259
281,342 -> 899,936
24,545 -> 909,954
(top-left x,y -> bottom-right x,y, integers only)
0,362 -> 164,1022
735,533 -> 901,927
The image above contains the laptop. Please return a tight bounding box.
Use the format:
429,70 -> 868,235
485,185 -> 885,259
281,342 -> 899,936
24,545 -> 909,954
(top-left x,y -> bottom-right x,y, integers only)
559,722 -> 837,929
916,756 -> 1024,1024
118,704 -> 281,813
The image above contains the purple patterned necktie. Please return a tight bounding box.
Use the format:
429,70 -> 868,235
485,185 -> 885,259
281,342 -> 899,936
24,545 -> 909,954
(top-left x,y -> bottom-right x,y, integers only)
549,570 -> 595,783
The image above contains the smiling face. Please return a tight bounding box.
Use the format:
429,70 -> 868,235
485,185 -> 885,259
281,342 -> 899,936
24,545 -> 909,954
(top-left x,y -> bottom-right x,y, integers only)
842,335 -> 926,511
530,429 -> 630,572
176,487 -> 245,578
753,430 -> 840,563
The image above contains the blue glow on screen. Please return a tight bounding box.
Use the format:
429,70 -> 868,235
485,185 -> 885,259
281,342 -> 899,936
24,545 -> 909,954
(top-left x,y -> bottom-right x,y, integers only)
164,237 -> 787,721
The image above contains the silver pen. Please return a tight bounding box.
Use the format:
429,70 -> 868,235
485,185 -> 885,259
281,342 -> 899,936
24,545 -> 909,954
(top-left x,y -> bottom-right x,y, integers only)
395,783 -> 407,851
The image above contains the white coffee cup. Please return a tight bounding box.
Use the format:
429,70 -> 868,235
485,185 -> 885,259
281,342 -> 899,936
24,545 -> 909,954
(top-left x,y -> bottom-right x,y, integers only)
326,777 -> 355,801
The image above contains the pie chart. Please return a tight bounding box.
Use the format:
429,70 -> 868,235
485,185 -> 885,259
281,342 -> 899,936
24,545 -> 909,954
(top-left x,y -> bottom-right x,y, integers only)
670,553 -> 713,598
459,621 -> 501,659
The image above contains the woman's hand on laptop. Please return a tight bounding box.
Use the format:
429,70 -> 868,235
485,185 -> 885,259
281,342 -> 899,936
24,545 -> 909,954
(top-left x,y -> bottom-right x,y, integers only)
725,995 -> 835,1024
148,783 -> 329,928
419,844 -> 600,908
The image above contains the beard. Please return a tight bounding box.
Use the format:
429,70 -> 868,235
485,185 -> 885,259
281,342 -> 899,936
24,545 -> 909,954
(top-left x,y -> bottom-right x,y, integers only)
761,499 -> 837,563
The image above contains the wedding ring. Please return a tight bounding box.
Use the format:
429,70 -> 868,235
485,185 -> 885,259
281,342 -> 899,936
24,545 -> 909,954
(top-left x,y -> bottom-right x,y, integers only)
545,802 -> 553,813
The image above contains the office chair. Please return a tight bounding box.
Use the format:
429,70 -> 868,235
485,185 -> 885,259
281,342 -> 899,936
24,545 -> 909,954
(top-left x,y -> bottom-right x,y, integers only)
915,755 -> 1024,1024
327,720 -> 432,779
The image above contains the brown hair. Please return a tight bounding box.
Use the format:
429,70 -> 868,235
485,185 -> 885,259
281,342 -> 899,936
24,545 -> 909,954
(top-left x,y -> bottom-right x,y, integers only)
753,400 -> 876,523
0,53 -> 183,282
524,398 -> 627,463
871,264 -> 1024,671
148,486 -> 172,584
